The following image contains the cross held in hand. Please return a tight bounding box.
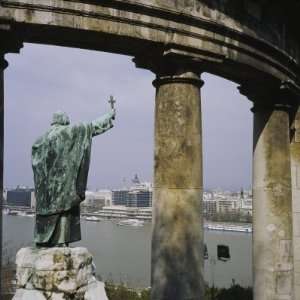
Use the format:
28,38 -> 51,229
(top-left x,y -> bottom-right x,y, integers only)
109,95 -> 116,109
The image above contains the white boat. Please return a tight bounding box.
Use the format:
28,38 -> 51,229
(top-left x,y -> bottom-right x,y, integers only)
205,223 -> 252,233
17,211 -> 27,217
117,219 -> 144,227
26,213 -> 35,218
85,216 -> 101,222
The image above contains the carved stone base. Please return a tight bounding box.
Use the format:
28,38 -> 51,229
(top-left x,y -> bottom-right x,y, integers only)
13,247 -> 108,300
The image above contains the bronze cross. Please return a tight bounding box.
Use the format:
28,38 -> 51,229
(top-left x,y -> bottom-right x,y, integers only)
108,95 -> 116,110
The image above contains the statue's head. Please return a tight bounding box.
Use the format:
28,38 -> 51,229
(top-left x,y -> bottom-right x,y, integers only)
51,111 -> 70,126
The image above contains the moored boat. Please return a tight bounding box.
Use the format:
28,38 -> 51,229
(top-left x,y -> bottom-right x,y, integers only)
85,216 -> 101,222
117,219 -> 144,227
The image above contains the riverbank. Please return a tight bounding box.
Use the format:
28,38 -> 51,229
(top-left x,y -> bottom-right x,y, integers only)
4,208 -> 253,233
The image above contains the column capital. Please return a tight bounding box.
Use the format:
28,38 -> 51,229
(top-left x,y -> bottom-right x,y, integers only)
238,80 -> 300,113
250,102 -> 293,113
153,72 -> 204,88
0,22 -> 23,68
134,51 -> 204,89
133,47 -> 204,77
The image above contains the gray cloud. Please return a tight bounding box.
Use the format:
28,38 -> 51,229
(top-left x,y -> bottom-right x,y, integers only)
4,44 -> 252,190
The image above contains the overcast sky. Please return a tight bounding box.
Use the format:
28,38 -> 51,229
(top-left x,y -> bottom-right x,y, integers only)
4,43 -> 253,190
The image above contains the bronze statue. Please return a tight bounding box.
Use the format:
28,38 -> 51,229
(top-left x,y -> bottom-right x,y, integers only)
32,98 -> 116,247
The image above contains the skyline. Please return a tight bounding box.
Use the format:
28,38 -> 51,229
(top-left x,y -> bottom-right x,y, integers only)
5,43 -> 253,190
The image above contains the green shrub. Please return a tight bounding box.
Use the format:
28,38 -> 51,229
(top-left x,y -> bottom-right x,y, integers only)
105,282 -> 150,300
105,282 -> 252,300
215,285 -> 252,300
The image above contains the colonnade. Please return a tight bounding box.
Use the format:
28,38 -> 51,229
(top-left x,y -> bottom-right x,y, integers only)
147,58 -> 298,300
1,43 -> 300,300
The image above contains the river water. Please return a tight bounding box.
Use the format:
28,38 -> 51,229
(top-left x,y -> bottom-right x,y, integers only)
3,215 -> 252,288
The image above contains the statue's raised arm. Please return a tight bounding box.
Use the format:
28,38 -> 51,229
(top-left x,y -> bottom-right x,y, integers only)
91,96 -> 116,136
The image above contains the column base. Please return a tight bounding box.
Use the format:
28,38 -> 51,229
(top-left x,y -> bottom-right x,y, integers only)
13,247 -> 108,300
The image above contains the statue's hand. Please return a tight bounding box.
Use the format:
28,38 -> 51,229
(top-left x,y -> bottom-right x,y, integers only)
111,108 -> 116,120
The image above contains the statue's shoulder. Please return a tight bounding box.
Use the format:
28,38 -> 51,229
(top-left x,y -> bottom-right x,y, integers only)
32,126 -> 65,149
70,122 -> 92,134
32,129 -> 51,150
71,122 -> 90,129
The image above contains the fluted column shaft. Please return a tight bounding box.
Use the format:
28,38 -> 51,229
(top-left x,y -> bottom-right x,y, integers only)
290,106 -> 300,298
252,103 -> 293,300
151,70 -> 204,300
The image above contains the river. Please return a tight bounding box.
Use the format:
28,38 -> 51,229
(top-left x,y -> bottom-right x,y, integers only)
3,215 -> 252,288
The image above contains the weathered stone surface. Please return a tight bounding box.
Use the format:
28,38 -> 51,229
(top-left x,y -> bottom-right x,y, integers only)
13,247 -> 108,300
85,280 -> 108,300
50,294 -> 65,300
154,74 -> 203,189
16,247 -> 93,291
1,0 -> 299,89
13,289 -> 47,300
152,71 -> 204,300
252,106 -> 294,300
290,107 -> 300,299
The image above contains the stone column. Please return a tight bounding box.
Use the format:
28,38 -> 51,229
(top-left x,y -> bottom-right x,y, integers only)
240,85 -> 294,300
151,69 -> 204,300
290,105 -> 300,298
0,52 -> 8,295
0,25 -> 22,295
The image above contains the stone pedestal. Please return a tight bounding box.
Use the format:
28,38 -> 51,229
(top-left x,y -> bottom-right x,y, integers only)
13,247 -> 108,300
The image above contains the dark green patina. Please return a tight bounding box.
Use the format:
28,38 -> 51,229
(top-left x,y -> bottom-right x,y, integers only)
32,108 -> 115,247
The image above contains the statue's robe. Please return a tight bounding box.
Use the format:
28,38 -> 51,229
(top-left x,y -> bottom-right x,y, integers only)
32,114 -> 113,246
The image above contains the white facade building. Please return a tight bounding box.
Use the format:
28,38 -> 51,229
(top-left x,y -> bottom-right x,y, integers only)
83,190 -> 112,208
97,205 -> 152,221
